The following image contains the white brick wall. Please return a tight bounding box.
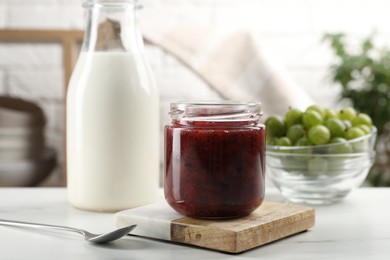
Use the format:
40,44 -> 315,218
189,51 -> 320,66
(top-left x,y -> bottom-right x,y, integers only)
0,43 -> 63,67
1,0 -> 390,185
7,5 -> 84,28
0,3 -> 6,28
0,69 -> 5,93
8,69 -> 64,99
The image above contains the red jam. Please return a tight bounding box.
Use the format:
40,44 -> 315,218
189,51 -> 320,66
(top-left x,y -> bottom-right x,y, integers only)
164,102 -> 265,219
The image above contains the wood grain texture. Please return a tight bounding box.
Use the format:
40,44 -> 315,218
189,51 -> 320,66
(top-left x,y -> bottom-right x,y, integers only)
170,201 -> 315,253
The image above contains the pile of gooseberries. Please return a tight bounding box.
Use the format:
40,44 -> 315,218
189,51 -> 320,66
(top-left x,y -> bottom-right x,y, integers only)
265,105 -> 374,150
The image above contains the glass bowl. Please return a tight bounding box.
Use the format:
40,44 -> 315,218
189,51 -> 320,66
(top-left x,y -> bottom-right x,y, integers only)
266,127 -> 377,204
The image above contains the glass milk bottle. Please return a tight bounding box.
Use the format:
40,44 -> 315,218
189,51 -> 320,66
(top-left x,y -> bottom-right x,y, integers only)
67,0 -> 159,212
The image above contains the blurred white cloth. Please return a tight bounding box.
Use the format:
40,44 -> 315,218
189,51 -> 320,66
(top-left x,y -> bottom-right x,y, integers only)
140,21 -> 313,116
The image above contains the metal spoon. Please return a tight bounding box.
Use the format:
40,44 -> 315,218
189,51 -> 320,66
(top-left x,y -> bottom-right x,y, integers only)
0,218 -> 136,244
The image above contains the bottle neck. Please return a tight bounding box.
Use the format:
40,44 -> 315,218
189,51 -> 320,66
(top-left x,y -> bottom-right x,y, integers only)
82,0 -> 141,53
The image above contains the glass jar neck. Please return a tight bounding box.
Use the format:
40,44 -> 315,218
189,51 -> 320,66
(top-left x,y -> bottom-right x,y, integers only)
169,101 -> 263,127
82,0 -> 141,53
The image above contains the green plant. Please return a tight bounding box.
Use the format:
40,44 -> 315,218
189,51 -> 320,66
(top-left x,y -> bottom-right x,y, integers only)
323,33 -> 390,136
324,33 -> 390,186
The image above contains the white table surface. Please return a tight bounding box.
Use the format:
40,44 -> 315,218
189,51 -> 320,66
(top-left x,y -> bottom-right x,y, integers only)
0,187 -> 389,260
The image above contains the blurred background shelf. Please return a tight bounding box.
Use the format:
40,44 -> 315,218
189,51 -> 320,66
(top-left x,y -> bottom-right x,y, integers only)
0,29 -> 83,186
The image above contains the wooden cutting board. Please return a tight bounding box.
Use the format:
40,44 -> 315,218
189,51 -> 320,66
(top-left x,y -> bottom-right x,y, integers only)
115,199 -> 315,253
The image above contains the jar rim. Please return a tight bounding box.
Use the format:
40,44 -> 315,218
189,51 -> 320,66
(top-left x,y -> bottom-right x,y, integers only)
169,101 -> 262,122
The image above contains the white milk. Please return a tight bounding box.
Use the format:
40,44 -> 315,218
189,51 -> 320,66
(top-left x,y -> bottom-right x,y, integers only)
67,52 -> 159,212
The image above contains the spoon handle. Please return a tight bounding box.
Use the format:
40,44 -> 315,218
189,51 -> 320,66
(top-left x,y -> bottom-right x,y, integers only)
0,219 -> 84,235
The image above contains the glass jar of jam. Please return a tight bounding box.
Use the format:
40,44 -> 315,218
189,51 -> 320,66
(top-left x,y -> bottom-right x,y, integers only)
164,101 -> 266,219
